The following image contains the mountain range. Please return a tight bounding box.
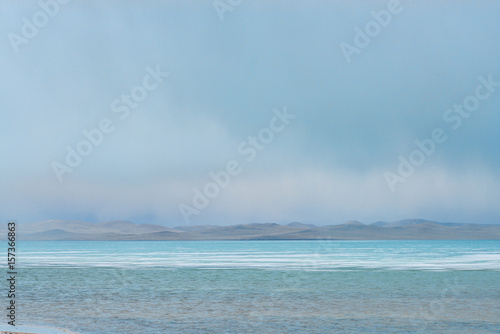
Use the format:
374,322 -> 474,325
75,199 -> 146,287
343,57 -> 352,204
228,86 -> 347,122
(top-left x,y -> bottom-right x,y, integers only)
12,219 -> 500,241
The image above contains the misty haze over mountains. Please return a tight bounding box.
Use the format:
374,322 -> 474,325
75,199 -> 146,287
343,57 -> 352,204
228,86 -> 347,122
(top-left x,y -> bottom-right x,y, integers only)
15,219 -> 500,241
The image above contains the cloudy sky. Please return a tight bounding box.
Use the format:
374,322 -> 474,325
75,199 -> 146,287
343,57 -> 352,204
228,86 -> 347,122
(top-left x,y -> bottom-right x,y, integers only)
1,0 -> 499,227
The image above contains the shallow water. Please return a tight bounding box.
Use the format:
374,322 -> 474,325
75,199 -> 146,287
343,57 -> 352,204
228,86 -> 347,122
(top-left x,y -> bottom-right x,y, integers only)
4,240 -> 500,333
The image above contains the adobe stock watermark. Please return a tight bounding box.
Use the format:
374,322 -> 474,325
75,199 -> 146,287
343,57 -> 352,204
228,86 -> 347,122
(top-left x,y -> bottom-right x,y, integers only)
7,0 -> 72,54
419,276 -> 465,325
213,0 -> 242,21
51,65 -> 169,183
339,0 -> 411,64
178,106 -> 296,224
385,74 -> 499,192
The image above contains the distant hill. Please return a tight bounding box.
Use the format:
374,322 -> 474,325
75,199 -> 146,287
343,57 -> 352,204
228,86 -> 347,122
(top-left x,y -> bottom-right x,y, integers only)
21,220 -> 179,237
342,220 -> 365,226
13,219 -> 500,241
173,225 -> 220,232
371,219 -> 440,227
287,222 -> 317,228
371,219 -> 471,228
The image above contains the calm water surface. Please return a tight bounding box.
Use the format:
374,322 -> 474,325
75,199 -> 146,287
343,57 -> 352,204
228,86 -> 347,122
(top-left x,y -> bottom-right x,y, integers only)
3,240 -> 499,333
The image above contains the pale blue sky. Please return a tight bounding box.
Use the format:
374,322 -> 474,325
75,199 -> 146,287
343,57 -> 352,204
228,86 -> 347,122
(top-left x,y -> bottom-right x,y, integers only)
1,0 -> 499,226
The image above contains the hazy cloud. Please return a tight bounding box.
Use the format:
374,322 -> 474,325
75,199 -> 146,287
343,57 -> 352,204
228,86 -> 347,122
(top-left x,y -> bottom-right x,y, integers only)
1,0 -> 499,225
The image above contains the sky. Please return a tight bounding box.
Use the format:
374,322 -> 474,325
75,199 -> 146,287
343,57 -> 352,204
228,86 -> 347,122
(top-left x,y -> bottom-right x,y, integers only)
1,0 -> 499,227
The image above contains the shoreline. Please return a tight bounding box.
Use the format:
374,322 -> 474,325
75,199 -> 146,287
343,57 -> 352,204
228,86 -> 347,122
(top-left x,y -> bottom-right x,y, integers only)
0,324 -> 80,334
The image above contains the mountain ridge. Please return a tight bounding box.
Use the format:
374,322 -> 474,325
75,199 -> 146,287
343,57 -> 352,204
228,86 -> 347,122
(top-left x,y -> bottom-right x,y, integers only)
12,219 -> 500,241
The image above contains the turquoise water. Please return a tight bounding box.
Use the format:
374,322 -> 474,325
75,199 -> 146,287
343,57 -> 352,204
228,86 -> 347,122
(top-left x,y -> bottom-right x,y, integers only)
3,240 -> 500,333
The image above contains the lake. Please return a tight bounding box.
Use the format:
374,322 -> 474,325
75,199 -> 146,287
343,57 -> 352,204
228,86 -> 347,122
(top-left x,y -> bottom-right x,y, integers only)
4,240 -> 500,333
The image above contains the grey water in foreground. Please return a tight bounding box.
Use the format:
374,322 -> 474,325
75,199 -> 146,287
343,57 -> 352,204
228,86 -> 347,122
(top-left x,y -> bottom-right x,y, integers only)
6,240 -> 500,333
